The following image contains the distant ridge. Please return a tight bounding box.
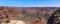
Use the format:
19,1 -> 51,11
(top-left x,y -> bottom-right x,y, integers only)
0,6 -> 60,8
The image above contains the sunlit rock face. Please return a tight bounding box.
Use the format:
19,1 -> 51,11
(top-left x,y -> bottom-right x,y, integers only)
1,20 -> 26,24
9,20 -> 26,24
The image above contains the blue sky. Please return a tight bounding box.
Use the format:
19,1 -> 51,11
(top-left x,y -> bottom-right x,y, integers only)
0,0 -> 60,7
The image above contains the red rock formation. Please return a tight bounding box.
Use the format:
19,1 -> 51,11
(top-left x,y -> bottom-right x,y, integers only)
0,6 -> 57,24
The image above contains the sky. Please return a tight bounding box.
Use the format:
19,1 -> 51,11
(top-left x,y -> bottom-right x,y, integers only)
0,0 -> 60,7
